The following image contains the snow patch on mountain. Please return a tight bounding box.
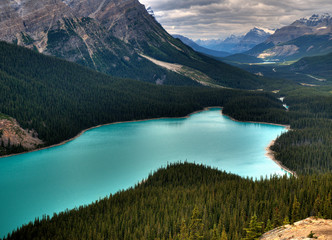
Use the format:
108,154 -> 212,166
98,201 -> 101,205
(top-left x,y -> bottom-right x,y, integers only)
255,27 -> 275,35
297,13 -> 331,26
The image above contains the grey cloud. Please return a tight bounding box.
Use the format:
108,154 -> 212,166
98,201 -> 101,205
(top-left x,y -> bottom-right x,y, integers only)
139,0 -> 332,39
144,0 -> 222,11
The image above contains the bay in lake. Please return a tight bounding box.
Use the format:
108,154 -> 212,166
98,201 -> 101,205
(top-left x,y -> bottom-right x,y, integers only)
0,108 -> 288,237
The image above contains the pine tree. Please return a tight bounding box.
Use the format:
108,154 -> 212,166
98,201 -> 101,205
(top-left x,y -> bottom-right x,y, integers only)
282,216 -> 290,225
291,196 -> 301,223
220,227 -> 228,240
312,196 -> 322,217
242,214 -> 263,240
210,224 -> 219,240
323,193 -> 331,218
272,208 -> 282,227
264,219 -> 274,232
179,220 -> 188,240
189,206 -> 204,240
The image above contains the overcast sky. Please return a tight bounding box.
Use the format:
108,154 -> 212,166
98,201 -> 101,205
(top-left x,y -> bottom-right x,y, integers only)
139,0 -> 332,40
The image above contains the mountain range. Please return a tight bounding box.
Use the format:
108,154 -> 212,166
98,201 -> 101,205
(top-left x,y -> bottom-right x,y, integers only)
195,27 -> 273,54
246,13 -> 332,61
0,0 -> 263,89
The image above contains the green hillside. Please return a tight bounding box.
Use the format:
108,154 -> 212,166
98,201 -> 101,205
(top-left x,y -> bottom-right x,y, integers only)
288,52 -> 332,80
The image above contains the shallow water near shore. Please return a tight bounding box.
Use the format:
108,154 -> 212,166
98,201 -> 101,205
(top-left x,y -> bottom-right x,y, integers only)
0,108 -> 288,237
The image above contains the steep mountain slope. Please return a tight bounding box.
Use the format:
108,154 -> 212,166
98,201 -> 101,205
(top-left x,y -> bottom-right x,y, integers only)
0,0 -> 263,89
247,13 -> 332,61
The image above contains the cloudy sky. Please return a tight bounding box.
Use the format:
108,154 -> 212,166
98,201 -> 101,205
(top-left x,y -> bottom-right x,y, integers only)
139,0 -> 332,40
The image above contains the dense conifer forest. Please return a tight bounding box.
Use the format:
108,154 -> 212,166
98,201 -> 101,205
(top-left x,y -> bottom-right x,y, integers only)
4,163 -> 331,240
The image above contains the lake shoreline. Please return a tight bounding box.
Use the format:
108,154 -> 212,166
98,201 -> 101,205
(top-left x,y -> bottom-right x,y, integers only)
265,140 -> 297,178
222,113 -> 295,177
0,107 -> 220,159
0,106 -> 296,178
222,113 -> 291,130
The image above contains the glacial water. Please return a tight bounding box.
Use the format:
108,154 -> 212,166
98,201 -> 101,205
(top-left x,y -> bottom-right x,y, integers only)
0,108 -> 288,237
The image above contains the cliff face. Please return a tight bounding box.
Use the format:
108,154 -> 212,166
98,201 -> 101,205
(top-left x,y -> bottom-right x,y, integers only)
260,217 -> 332,240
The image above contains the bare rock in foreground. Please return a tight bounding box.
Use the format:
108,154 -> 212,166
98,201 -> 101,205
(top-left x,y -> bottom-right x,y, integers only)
260,217 -> 332,240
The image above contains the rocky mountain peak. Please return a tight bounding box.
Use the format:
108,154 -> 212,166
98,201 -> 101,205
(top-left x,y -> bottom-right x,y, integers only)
296,13 -> 332,27
265,13 -> 332,45
245,27 -> 271,39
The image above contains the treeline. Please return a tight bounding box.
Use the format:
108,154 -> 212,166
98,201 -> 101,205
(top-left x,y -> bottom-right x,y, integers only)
4,163 -> 331,240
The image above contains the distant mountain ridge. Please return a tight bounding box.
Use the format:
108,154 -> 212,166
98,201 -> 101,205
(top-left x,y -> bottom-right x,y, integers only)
172,34 -> 230,58
246,13 -> 332,61
0,0 -> 264,89
195,27 -> 273,54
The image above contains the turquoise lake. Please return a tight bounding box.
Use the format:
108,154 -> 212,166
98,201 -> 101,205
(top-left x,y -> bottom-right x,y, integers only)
0,108 -> 288,237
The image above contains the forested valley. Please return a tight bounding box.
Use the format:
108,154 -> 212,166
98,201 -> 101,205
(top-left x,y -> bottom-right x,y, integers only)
0,41 -> 285,156
0,40 -> 331,239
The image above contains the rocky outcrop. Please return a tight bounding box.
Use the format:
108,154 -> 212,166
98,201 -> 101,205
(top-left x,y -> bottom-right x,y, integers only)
260,217 -> 332,240
0,116 -> 43,150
